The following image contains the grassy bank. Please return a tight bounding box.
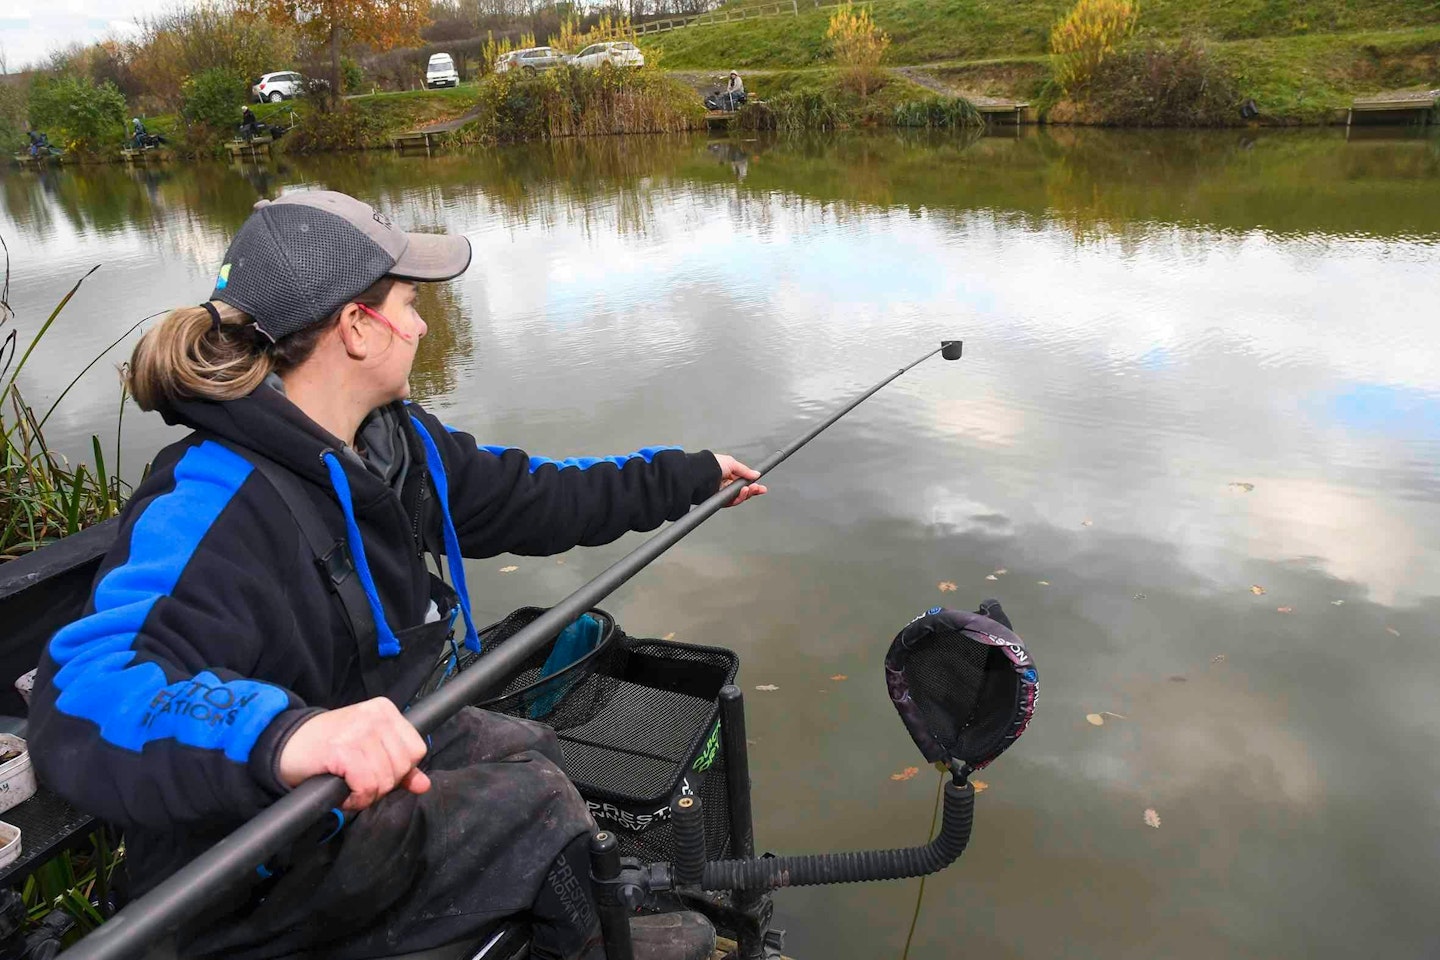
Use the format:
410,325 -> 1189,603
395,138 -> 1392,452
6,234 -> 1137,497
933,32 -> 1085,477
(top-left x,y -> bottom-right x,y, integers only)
643,0 -> 1440,126
647,0 -> 1440,68
130,67 -> 980,152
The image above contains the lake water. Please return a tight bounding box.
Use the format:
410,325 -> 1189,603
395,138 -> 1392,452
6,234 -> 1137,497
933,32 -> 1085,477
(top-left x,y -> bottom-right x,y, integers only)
4,126 -> 1440,958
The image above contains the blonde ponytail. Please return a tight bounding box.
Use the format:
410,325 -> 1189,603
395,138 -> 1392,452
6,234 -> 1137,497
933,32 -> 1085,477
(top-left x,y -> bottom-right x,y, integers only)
128,303 -> 272,411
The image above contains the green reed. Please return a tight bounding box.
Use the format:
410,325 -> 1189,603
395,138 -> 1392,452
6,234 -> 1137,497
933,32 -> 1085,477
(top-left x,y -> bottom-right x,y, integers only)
0,236 -> 144,562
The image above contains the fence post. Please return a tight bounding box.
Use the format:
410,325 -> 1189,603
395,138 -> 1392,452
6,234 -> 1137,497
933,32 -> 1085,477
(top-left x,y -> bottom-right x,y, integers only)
792,0 -> 799,15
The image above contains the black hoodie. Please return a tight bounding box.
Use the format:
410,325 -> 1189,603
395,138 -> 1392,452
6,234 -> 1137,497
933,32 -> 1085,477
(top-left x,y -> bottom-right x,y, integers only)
28,385 -> 720,889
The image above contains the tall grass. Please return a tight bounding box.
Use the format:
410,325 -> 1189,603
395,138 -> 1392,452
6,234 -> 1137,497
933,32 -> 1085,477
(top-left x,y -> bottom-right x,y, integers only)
454,66 -> 704,143
892,96 -> 984,127
0,238 -> 141,562
761,90 -> 847,131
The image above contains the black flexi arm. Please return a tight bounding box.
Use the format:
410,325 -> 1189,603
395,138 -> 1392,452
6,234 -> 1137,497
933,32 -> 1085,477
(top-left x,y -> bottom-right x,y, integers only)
700,779 -> 974,891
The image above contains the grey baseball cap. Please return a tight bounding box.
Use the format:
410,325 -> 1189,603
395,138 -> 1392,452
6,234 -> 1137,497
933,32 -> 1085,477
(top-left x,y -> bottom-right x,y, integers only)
210,190 -> 472,341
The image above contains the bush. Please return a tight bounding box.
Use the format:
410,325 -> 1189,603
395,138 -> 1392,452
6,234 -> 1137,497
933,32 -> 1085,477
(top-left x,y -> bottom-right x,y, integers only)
126,4 -> 300,112
892,95 -> 983,128
827,5 -> 889,100
1050,0 -> 1138,93
1086,36 -> 1241,126
342,57 -> 366,92
182,67 -> 249,139
285,102 -> 394,151
27,74 -> 128,152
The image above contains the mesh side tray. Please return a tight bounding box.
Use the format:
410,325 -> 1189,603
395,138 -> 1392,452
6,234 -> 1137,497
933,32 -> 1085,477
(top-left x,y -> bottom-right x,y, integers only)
557,639 -> 739,863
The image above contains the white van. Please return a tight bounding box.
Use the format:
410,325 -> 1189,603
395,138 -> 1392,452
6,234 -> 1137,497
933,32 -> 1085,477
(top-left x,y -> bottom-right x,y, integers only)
426,53 -> 459,88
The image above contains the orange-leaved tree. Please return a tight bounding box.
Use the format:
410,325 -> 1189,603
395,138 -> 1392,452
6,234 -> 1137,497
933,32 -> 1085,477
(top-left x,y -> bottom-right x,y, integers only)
243,0 -> 431,95
1050,0 -> 1138,94
826,4 -> 889,100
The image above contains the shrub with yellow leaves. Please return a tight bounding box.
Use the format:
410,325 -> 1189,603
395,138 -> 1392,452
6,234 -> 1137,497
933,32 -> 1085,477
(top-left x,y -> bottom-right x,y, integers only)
826,4 -> 890,100
1050,0 -> 1139,94
550,13 -> 637,58
481,30 -> 536,75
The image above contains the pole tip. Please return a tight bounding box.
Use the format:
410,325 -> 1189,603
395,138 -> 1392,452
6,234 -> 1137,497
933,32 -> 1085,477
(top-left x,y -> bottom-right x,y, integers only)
941,340 -> 963,361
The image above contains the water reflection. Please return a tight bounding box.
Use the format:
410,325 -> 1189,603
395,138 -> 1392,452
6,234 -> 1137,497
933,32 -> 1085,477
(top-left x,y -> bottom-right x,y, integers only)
2,126 -> 1439,958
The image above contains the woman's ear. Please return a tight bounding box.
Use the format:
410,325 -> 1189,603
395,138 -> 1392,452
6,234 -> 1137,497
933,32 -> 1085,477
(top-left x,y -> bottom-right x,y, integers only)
335,303 -> 369,359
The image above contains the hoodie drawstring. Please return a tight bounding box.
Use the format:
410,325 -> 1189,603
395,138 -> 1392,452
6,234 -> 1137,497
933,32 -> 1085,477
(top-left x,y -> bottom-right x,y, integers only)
409,416 -> 482,653
322,451 -> 403,658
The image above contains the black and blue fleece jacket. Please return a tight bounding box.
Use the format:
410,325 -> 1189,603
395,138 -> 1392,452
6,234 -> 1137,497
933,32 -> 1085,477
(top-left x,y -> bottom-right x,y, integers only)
28,384 -> 720,888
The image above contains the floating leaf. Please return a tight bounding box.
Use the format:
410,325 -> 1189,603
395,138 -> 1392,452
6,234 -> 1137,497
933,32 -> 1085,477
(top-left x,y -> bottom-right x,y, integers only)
938,581 -> 957,592
890,766 -> 920,781
1276,606 -> 1293,614
972,780 -> 989,793
755,684 -> 779,691
1250,584 -> 1266,595
985,574 -> 998,581
556,558 -> 566,565
1133,593 -> 1147,600
1081,519 -> 1093,527
1331,599 -> 1345,606
1168,675 -> 1188,682
1036,580 -> 1051,586
662,632 -> 676,641
1085,713 -> 1104,726
1212,654 -> 1226,663
1143,808 -> 1161,828
499,565 -> 519,573
1386,627 -> 1401,637
1228,482 -> 1255,493
993,568 -> 1008,576
830,674 -> 848,681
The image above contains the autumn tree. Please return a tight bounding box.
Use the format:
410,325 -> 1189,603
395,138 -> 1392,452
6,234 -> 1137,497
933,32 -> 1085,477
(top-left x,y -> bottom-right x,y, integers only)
245,0 -> 432,95
1050,0 -> 1138,94
826,4 -> 889,100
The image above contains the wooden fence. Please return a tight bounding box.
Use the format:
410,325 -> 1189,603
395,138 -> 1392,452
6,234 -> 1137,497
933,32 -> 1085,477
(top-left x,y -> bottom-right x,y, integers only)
635,0 -> 855,35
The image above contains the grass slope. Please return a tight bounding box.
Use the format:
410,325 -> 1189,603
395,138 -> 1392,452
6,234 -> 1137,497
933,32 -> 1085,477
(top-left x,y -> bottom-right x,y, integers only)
645,0 -> 1440,68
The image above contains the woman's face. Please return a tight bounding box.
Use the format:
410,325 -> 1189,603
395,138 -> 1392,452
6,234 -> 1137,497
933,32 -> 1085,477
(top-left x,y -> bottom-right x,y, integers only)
365,280 -> 427,401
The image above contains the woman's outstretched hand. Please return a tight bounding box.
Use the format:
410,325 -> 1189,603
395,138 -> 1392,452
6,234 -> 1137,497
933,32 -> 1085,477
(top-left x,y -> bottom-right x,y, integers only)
714,454 -> 767,507
278,697 -> 431,812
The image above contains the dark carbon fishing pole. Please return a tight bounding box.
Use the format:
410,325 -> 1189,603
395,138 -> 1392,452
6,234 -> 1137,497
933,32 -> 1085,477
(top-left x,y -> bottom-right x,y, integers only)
62,340 -> 964,960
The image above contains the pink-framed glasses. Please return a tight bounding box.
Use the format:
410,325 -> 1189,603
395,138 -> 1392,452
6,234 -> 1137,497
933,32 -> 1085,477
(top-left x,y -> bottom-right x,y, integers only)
355,303 -> 415,342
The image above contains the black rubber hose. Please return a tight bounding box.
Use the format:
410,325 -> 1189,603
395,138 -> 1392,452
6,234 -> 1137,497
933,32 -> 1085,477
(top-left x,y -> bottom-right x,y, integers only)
701,779 -> 974,891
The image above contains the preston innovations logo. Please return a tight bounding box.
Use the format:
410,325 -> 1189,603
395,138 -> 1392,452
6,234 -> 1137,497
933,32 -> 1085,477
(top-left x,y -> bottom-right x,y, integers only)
692,722 -> 721,772
215,263 -> 232,290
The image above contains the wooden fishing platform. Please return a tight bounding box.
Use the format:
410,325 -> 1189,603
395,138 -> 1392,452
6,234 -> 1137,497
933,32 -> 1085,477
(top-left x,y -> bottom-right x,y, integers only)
705,109 -> 740,127
392,109 -> 482,154
11,152 -> 70,167
1347,89 -> 1438,126
120,146 -> 173,163
973,97 -> 1031,124
226,135 -> 273,159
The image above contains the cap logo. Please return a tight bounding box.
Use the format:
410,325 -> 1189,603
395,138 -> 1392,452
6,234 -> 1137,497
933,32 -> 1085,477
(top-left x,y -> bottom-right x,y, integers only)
372,211 -> 393,230
216,263 -> 231,290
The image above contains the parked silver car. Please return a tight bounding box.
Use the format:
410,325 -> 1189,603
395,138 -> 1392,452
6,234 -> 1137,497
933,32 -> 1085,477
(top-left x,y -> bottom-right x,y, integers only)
494,46 -> 568,76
